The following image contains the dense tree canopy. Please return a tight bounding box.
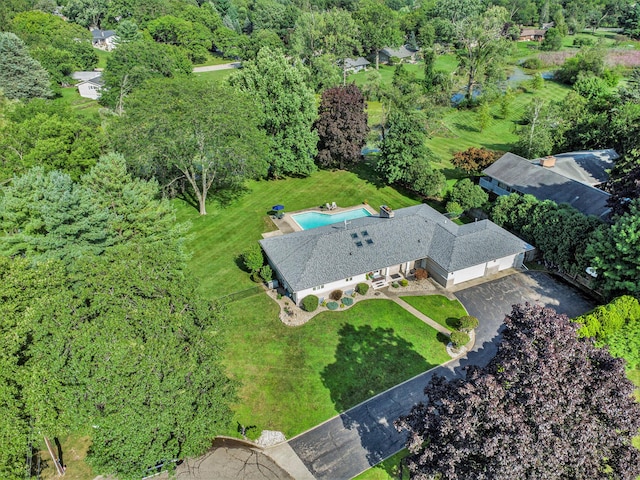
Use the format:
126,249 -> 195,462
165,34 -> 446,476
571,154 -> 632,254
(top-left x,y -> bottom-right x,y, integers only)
315,84 -> 369,169
229,47 -> 318,178
396,303 -> 640,480
109,77 -> 269,214
450,147 -> 499,174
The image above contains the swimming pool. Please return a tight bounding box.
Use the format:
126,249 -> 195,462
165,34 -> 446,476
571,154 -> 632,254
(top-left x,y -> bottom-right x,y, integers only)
291,208 -> 372,230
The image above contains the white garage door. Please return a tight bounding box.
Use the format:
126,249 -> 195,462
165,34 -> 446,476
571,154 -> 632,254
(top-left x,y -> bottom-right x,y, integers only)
452,263 -> 486,285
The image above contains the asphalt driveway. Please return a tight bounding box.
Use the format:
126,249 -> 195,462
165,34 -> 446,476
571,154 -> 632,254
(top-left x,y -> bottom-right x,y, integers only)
287,271 -> 597,480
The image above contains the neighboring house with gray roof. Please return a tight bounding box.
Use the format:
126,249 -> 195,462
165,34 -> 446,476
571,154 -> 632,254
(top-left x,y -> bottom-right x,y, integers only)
72,71 -> 103,99
91,29 -> 117,51
344,57 -> 370,74
378,45 -> 418,64
480,152 -> 612,219
260,204 -> 531,304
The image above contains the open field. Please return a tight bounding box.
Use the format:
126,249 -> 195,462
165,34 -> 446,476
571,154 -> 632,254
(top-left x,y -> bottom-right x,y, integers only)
223,295 -> 450,438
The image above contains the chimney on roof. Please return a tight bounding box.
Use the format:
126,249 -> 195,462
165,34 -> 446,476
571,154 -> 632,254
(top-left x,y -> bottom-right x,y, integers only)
540,156 -> 556,168
379,205 -> 395,218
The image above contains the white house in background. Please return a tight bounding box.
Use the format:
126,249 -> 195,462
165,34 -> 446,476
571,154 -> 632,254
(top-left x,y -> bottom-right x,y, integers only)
344,57 -> 370,74
91,29 -> 117,51
72,71 -> 103,99
260,204 -> 533,305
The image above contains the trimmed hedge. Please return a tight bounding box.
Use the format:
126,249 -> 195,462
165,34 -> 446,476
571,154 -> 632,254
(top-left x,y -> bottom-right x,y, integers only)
400,279 -> 408,287
458,315 -> 479,332
450,331 -> 470,348
342,297 -> 354,306
356,283 -> 369,295
301,295 -> 319,312
326,301 -> 339,310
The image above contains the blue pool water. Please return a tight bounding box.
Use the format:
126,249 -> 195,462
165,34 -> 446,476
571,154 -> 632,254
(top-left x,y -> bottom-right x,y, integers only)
292,208 -> 372,230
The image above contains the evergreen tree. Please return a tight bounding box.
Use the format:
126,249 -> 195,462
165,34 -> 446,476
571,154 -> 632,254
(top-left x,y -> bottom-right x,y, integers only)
0,32 -> 51,100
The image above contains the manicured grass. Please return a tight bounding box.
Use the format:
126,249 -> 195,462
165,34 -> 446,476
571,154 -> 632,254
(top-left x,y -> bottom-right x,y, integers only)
95,49 -> 111,69
426,79 -> 572,165
348,63 -> 425,88
55,87 -> 102,118
353,449 -> 410,480
400,295 -> 467,331
193,68 -> 235,82
176,162 -> 420,299
223,295 -> 450,438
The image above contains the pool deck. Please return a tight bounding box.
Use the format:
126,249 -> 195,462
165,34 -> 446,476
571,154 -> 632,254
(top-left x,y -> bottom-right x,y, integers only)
262,204 -> 378,238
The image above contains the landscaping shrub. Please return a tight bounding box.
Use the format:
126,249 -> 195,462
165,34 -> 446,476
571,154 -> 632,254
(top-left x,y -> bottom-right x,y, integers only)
400,279 -> 408,287
522,57 -> 542,70
356,283 -> 369,295
242,244 -> 264,274
301,295 -> 319,312
392,281 -> 399,288
415,268 -> 428,280
445,201 -> 464,216
326,301 -> 339,310
574,295 -> 640,341
458,315 -> 479,332
330,289 -> 343,301
450,331 -> 470,348
342,297 -> 354,306
260,264 -> 273,283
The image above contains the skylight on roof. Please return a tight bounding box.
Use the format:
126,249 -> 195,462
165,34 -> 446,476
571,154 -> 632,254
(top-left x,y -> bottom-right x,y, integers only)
351,233 -> 359,239
366,239 -> 373,245
361,230 -> 369,236
355,241 -> 363,247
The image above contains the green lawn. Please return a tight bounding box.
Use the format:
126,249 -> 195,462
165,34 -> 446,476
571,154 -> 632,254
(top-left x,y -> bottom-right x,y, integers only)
194,53 -> 236,66
95,49 -> 111,69
176,162 -> 420,299
426,79 -> 572,165
353,449 -> 410,480
193,68 -> 236,82
55,87 -> 102,118
223,295 -> 450,438
400,295 -> 467,331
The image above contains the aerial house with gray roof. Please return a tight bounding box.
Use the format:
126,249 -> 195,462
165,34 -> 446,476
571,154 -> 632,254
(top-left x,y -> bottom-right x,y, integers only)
260,204 -> 532,305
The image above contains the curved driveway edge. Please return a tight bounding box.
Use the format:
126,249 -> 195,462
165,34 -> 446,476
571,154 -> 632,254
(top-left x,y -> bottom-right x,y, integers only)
286,271 -> 596,480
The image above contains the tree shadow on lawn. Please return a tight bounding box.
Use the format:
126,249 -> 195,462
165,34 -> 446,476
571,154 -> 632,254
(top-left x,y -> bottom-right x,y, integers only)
351,157 -> 387,189
321,323 -> 434,413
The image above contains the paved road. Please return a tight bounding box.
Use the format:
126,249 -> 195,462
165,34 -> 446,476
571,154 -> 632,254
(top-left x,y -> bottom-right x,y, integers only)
288,271 -> 597,479
192,62 -> 241,73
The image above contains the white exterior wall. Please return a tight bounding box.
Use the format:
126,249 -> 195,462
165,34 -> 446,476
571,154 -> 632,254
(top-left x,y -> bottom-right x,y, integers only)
293,273 -> 367,305
452,263 -> 487,285
77,82 -> 102,99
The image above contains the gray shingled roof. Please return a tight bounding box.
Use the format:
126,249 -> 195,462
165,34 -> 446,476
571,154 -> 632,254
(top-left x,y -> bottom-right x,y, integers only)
260,204 -> 529,292
535,149 -> 617,186
344,57 -> 370,68
91,29 -> 116,40
380,45 -> 417,58
483,152 -> 611,218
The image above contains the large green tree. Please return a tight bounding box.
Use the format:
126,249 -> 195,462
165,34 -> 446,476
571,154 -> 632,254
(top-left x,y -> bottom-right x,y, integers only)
109,77 -> 268,214
147,14 -> 213,63
0,32 -> 51,100
454,6 -> 510,101
586,199 -> 640,298
396,303 -> 640,479
101,40 -> 192,111
229,47 -> 318,178
355,0 -> 403,69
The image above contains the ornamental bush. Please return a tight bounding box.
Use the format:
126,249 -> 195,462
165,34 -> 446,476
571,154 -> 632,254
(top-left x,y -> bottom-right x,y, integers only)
458,315 -> 479,332
400,279 -> 408,287
356,283 -> 369,295
327,301 -> 339,310
450,331 -> 470,348
415,268 -> 428,280
301,295 -> 319,312
330,289 -> 343,301
342,297 -> 354,306
260,264 -> 273,282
